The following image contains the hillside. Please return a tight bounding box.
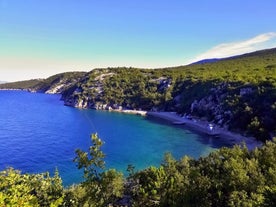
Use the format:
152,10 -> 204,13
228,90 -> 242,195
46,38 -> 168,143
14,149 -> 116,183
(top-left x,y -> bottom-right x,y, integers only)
61,48 -> 276,141
2,48 -> 276,141
0,79 -> 43,90
0,72 -> 86,94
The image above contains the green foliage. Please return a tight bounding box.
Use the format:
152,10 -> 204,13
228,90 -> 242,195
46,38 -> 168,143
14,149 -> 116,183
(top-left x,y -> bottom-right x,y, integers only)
130,139 -> 276,206
1,135 -> 276,206
63,184 -> 89,207
98,169 -> 124,205
131,166 -> 165,206
73,133 -> 124,206
0,168 -> 63,207
74,133 -> 105,182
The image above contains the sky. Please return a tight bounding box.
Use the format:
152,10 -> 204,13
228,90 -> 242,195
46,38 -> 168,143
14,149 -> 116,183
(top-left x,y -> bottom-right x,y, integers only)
1,0 -> 276,82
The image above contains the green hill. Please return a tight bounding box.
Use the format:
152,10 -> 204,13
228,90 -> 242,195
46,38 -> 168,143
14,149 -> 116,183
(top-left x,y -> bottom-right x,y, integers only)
0,79 -> 43,90
61,48 -> 276,141
2,48 -> 276,140
0,72 -> 86,93
1,48 -> 276,206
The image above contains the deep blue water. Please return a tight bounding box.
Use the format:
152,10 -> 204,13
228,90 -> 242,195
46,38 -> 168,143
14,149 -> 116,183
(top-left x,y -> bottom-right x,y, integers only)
0,91 -> 231,186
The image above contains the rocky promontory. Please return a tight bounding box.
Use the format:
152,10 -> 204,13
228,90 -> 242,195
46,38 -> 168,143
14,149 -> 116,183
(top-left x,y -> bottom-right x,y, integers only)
0,72 -> 85,94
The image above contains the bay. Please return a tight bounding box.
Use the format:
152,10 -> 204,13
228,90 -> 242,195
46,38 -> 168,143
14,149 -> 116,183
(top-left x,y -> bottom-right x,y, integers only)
0,90 -> 231,186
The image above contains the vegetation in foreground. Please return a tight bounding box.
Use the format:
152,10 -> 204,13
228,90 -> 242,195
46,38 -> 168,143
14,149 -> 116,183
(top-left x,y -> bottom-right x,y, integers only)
1,134 -> 276,206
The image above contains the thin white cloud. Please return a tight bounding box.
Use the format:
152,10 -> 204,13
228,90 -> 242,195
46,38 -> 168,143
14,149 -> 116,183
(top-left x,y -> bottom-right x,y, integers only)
188,32 -> 276,64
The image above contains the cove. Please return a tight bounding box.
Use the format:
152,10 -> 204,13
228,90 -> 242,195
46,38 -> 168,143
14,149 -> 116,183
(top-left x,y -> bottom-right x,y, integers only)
0,90 -> 232,186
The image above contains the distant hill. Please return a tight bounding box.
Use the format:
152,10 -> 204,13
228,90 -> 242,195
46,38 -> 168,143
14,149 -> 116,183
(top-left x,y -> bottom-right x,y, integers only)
190,47 -> 276,65
0,79 -> 42,89
0,81 -> 8,84
190,58 -> 220,65
0,72 -> 86,93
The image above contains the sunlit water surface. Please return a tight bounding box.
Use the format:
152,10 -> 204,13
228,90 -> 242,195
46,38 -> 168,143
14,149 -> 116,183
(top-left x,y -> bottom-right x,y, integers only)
0,91 -> 231,186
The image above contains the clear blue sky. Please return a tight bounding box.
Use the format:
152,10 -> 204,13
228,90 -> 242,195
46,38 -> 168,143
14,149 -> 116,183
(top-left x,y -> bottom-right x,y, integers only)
1,0 -> 276,81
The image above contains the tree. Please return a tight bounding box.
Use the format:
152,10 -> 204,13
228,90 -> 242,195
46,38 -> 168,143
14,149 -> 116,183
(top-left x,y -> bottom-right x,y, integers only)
73,133 -> 124,206
0,168 -> 64,207
74,133 -> 105,183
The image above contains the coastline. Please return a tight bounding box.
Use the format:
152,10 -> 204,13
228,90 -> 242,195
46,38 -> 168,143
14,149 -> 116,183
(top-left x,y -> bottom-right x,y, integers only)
103,108 -> 147,116
146,111 -> 262,150
0,89 -> 263,150
0,88 -> 27,91
99,108 -> 262,150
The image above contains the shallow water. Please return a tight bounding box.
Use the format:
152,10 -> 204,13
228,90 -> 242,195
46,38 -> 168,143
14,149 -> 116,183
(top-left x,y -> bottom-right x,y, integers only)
0,90 -> 231,186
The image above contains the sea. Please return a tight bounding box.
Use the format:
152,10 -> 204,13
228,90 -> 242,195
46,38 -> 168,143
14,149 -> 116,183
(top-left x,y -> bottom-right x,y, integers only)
0,90 -> 232,186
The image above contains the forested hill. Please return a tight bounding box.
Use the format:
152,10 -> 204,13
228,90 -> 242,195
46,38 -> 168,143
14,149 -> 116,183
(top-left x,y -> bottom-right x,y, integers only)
1,48 -> 276,140
61,47 -> 276,141
0,72 -> 85,93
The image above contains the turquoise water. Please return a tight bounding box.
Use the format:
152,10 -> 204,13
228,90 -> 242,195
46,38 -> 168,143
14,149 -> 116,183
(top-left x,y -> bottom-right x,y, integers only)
0,91 -> 231,186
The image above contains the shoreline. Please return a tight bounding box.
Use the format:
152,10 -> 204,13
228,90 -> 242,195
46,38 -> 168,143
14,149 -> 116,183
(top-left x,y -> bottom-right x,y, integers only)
98,108 -> 262,150
0,88 -> 28,91
146,111 -> 262,150
109,108 -> 147,116
0,89 -> 263,150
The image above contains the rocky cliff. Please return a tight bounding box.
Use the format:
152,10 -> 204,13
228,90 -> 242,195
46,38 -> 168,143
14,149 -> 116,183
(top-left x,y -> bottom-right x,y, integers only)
32,72 -> 86,94
61,68 -> 173,111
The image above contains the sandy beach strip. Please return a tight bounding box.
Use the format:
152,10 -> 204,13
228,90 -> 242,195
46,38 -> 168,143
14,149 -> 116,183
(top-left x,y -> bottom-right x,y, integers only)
109,109 -> 147,116
119,109 -> 147,116
146,111 -> 262,150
